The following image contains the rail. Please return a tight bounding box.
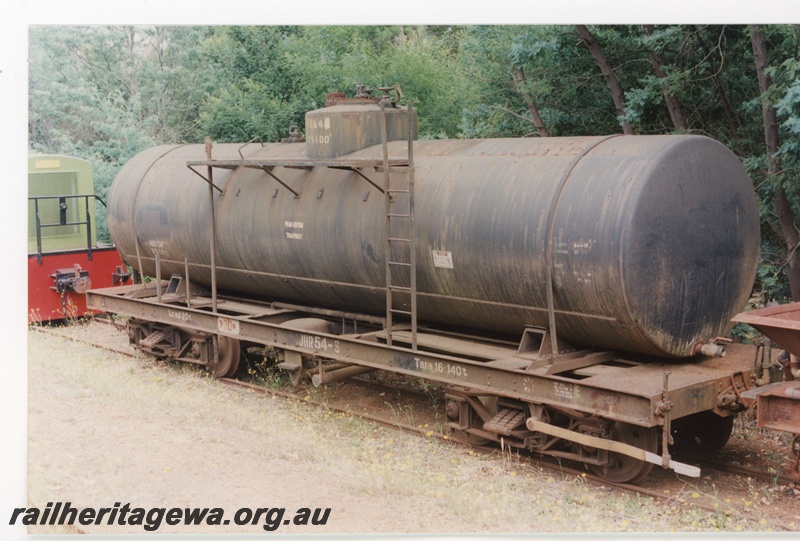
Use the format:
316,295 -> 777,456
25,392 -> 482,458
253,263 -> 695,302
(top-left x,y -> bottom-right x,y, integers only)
29,194 -> 106,265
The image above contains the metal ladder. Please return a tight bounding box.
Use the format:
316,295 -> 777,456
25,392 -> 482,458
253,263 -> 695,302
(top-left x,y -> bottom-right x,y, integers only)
380,99 -> 417,350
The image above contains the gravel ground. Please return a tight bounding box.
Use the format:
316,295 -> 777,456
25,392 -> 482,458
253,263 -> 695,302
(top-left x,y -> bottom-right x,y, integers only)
15,324 -> 795,537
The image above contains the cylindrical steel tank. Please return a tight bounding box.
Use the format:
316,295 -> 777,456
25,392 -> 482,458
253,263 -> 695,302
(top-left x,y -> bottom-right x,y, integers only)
108,127 -> 759,358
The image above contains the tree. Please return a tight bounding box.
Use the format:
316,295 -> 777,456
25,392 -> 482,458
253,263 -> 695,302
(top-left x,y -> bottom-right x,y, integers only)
642,25 -> 688,131
688,25 -> 742,143
751,25 -> 800,300
459,25 -> 543,138
197,26 -> 474,141
511,67 -> 551,136
575,25 -> 634,135
29,26 -> 217,240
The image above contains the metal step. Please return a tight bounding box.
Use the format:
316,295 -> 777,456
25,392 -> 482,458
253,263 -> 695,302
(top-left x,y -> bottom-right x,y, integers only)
139,331 -> 166,349
483,408 -> 527,436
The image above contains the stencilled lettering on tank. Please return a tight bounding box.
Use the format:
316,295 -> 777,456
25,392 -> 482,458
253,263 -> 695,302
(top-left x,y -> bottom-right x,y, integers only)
285,221 -> 304,240
308,117 -> 331,131
307,134 -> 331,144
571,239 -> 595,254
573,270 -> 594,284
147,239 -> 169,258
307,117 -> 332,144
553,240 -> 570,255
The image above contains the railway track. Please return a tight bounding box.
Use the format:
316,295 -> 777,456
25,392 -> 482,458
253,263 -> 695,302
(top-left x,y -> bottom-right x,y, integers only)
705,458 -> 798,487
31,321 -> 797,530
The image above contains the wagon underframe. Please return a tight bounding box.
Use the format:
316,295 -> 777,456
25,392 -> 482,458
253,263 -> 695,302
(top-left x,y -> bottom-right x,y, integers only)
87,282 -> 753,427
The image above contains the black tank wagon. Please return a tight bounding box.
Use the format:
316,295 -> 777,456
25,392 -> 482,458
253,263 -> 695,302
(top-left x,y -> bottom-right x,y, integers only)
88,86 -> 765,483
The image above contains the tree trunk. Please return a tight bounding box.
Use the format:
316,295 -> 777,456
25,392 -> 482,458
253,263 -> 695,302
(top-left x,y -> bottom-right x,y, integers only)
692,25 -> 740,143
751,25 -> 800,300
512,67 -> 551,137
642,25 -> 688,131
751,27 -> 780,163
575,25 -> 634,135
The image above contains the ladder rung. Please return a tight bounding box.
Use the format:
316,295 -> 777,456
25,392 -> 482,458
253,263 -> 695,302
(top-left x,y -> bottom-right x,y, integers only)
387,189 -> 409,194
388,261 -> 411,267
389,309 -> 413,316
389,285 -> 413,292
388,237 -> 412,243
387,213 -> 411,218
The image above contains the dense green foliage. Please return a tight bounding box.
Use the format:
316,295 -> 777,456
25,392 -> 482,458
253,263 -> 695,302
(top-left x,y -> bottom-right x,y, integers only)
28,24 -> 800,302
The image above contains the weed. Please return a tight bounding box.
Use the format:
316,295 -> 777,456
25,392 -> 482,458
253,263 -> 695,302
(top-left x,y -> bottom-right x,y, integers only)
29,308 -> 43,325
242,349 -> 292,389
111,313 -> 131,325
401,404 -> 416,427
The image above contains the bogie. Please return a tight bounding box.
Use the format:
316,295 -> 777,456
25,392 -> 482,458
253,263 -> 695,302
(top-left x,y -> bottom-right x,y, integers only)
127,319 -> 241,378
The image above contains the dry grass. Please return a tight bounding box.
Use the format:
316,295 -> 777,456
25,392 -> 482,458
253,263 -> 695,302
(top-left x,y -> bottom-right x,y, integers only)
25,328 -> 784,533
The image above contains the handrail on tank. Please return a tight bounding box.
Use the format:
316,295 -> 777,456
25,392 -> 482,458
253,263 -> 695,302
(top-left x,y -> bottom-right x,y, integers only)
238,137 -> 264,160
205,137 -> 218,314
30,194 -> 107,265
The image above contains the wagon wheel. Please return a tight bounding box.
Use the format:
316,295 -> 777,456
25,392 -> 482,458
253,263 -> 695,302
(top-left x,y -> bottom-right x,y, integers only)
211,335 -> 241,379
590,422 -> 658,484
669,410 -> 734,462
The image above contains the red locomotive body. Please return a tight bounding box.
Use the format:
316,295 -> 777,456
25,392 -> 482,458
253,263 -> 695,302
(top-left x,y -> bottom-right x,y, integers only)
28,247 -> 127,323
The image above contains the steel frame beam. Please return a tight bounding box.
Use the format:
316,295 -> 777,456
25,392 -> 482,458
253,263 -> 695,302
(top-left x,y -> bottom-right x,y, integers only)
85,285 -> 755,429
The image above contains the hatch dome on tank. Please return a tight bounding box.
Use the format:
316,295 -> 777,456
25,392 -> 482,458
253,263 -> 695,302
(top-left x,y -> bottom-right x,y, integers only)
304,84 -> 418,160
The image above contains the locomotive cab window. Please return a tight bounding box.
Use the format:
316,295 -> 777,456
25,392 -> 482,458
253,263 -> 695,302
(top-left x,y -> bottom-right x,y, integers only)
28,171 -> 81,240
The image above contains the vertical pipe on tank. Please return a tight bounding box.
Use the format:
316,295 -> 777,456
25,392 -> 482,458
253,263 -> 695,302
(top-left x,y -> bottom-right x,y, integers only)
134,238 -> 144,286
155,253 -> 162,303
205,137 -> 218,313
408,100 -> 418,352
381,101 -> 392,346
184,258 -> 192,307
